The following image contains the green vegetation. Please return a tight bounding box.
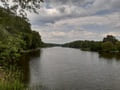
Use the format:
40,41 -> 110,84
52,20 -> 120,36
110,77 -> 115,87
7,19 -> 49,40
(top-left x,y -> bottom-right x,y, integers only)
0,7 -> 44,89
0,0 -> 43,17
101,41 -> 116,52
63,40 -> 102,51
0,67 -> 25,90
63,35 -> 120,53
0,64 -> 49,90
103,35 -> 118,44
43,43 -> 62,47
0,7 -> 43,65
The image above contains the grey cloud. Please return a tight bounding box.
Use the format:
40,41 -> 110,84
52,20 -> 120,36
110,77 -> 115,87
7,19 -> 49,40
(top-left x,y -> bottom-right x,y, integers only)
30,0 -> 120,26
58,7 -> 66,13
45,0 -> 94,7
28,0 -> 120,43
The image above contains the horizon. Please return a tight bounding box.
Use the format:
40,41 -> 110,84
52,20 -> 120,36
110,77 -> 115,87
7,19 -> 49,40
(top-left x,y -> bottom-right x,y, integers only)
43,35 -> 120,44
28,0 -> 120,44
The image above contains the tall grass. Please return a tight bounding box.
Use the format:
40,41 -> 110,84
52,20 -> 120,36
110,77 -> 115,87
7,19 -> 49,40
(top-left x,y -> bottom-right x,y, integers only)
0,80 -> 25,90
0,81 -> 51,90
0,64 -> 26,90
0,65 -> 51,90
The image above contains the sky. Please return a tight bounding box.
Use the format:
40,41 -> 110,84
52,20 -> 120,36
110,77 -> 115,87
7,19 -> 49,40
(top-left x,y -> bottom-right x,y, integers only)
28,0 -> 120,44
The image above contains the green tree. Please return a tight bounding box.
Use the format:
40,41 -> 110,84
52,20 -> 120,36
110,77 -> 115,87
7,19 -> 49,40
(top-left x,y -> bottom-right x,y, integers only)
103,35 -> 118,44
116,41 -> 120,52
0,0 -> 44,17
31,31 -> 43,48
90,42 -> 102,51
0,8 -> 43,64
101,41 -> 116,52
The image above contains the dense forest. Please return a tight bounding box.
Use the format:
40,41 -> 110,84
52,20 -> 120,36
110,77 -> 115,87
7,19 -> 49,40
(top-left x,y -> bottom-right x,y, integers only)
0,7 -> 44,65
0,2 -> 46,89
63,35 -> 120,53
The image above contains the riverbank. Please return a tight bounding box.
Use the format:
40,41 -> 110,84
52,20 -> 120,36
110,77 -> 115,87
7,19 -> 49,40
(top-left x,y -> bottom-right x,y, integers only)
0,64 -> 25,89
62,35 -> 120,53
0,7 -> 44,90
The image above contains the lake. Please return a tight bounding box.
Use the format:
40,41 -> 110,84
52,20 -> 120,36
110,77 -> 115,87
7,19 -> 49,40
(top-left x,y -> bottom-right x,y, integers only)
21,47 -> 120,90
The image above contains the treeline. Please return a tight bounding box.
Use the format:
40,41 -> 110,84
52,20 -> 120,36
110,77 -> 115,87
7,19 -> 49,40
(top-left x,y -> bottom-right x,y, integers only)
0,7 -> 43,65
43,43 -> 61,47
63,35 -> 120,53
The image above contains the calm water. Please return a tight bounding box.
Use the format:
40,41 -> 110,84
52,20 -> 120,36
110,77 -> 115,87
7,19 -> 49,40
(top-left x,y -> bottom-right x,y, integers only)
21,47 -> 120,90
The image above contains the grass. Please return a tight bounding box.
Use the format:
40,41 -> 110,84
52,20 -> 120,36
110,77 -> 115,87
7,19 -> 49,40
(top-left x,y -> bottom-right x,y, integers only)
0,81 -> 51,90
0,65 -> 26,90
0,65 -> 51,90
0,80 -> 25,90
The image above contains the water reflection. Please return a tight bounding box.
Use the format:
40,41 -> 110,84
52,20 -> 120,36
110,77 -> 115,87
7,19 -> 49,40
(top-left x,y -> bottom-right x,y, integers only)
20,47 -> 120,90
99,52 -> 120,61
19,49 -> 42,85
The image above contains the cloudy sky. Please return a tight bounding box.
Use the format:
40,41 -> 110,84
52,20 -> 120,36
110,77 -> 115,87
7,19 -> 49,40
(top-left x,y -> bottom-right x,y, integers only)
28,0 -> 120,44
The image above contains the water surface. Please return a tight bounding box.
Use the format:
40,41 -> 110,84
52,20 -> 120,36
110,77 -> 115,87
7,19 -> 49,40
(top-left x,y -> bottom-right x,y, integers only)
21,47 -> 120,90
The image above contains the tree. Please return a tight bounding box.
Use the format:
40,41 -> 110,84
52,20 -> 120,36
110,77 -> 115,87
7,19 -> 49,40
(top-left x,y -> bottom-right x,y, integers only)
0,0 -> 44,17
90,42 -> 102,51
103,35 -> 118,44
116,42 -> 120,52
101,41 -> 116,52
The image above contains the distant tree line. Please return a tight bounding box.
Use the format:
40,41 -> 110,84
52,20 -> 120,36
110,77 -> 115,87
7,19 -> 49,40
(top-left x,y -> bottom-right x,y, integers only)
63,35 -> 120,53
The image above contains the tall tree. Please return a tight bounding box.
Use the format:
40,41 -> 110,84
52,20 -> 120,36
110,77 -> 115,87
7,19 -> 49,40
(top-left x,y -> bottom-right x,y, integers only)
103,35 -> 118,44
101,41 -> 116,52
0,0 -> 43,17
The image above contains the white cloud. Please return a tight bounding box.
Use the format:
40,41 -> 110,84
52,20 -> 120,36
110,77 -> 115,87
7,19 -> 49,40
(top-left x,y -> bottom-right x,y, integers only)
103,32 -> 120,37
28,0 -> 120,43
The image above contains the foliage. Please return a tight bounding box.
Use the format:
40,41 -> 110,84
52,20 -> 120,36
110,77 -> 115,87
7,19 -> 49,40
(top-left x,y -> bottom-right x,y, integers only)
63,40 -> 102,51
0,8 -> 43,64
0,65 -> 49,90
103,35 -> 118,44
0,0 -> 44,17
0,4 -> 44,90
63,35 -> 120,53
116,41 -> 120,52
0,64 -> 25,90
101,41 -> 116,52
